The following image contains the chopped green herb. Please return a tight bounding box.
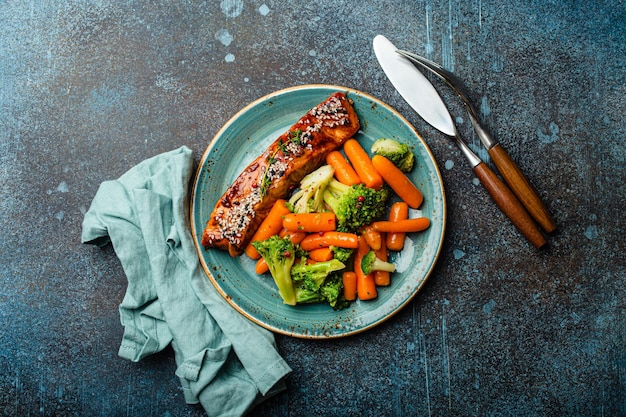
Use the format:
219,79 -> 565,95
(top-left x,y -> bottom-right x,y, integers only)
288,129 -> 302,146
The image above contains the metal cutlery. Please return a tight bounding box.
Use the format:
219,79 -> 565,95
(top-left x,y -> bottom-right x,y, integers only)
395,49 -> 556,234
373,34 -> 546,248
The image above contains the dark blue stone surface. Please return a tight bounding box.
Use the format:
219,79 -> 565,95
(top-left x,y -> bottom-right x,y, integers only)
1,1 -> 624,416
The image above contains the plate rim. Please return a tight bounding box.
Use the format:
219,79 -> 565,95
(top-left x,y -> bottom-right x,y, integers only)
190,83 -> 447,339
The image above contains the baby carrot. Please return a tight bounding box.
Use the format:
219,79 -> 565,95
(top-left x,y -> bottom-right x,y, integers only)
255,257 -> 269,274
386,201 -> 409,251
362,225 -> 382,251
372,217 -> 431,233
245,199 -> 291,259
308,247 -> 334,262
374,239 -> 391,286
371,155 -> 423,209
355,236 -> 377,300
299,231 -> 359,251
279,228 -> 307,245
326,150 -> 361,186
282,212 -> 336,233
343,139 -> 384,190
342,271 -> 357,301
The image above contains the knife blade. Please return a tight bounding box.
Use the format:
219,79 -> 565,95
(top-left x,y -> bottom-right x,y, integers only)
373,34 -> 546,248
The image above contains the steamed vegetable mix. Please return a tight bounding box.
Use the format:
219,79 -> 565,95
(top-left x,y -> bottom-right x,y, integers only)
250,137 -> 430,308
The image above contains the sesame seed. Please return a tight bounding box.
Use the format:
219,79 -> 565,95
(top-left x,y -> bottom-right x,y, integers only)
216,188 -> 262,245
284,141 -> 302,155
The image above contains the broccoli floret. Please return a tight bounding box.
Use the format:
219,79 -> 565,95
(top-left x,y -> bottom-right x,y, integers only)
292,260 -> 348,309
323,179 -> 391,233
293,284 -> 325,304
371,138 -> 415,172
292,259 -> 346,291
294,272 -> 349,310
360,250 -> 396,275
331,246 -> 354,264
319,273 -> 350,310
288,164 -> 335,213
252,235 -> 297,306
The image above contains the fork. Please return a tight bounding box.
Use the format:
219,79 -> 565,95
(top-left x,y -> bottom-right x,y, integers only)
396,50 -> 556,234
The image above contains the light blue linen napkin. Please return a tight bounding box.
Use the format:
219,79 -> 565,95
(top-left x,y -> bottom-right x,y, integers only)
81,146 -> 291,417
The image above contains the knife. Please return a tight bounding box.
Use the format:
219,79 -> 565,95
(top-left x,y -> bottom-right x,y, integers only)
373,34 -> 546,248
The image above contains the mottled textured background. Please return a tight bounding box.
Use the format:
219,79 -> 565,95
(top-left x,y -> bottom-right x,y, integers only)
1,0 -> 624,416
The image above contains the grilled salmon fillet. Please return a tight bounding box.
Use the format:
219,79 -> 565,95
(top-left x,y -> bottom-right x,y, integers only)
202,92 -> 360,256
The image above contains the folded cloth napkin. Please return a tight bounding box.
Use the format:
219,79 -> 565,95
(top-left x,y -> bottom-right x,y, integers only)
81,146 -> 291,417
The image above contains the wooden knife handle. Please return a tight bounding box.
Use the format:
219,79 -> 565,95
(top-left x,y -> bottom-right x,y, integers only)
488,143 -> 557,233
473,162 -> 547,249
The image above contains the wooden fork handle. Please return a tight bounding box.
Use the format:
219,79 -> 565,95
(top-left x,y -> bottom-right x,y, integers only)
473,162 -> 547,249
488,143 -> 557,233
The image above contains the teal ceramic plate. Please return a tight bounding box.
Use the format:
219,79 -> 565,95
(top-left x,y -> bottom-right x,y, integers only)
191,85 -> 446,338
